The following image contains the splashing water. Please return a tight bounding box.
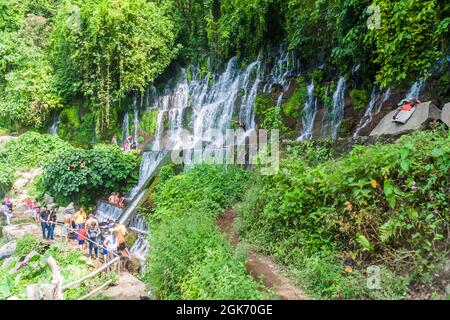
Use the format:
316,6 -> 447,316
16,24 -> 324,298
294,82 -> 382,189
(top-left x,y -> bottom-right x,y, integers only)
122,111 -> 129,145
49,114 -> 60,136
405,80 -> 424,100
297,81 -> 317,141
331,77 -> 346,139
353,87 -> 391,138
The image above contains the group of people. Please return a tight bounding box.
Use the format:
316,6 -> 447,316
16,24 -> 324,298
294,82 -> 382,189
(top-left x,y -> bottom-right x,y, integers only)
72,207 -> 130,261
122,135 -> 137,152
108,192 -> 125,207
1,197 -> 13,226
38,206 -> 58,240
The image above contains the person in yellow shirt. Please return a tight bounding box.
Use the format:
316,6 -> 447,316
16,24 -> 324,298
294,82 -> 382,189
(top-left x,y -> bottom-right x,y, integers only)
114,223 -> 131,260
74,208 -> 87,241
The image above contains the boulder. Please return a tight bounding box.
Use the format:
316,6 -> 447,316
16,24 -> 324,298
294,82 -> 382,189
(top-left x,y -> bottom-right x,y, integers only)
64,203 -> 76,215
44,194 -> 54,205
0,241 -> 16,260
13,202 -> 29,214
2,223 -> 41,241
370,101 -> 441,136
442,103 -> 450,127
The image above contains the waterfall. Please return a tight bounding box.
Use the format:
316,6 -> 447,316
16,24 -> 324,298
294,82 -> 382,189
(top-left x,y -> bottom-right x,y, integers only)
119,46 -> 300,265
133,95 -> 139,146
297,81 -> 317,141
130,235 -> 150,272
405,80 -> 424,100
129,215 -> 149,234
129,150 -> 169,198
122,111 -> 129,144
353,87 -> 391,138
95,202 -> 123,224
49,114 -> 60,136
331,77 -> 346,139
263,48 -> 298,107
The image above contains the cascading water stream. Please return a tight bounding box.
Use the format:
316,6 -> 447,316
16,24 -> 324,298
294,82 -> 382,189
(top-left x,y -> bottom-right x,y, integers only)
297,81 -> 317,141
405,80 -> 424,100
133,95 -> 139,146
49,114 -> 60,136
122,111 -> 129,145
331,76 -> 346,139
353,87 -> 391,138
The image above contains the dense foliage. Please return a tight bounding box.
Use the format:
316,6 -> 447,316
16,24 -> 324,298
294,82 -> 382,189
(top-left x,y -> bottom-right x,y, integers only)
40,144 -> 140,205
239,128 -> 450,299
143,165 -> 266,299
1,131 -> 73,169
51,0 -> 179,133
1,0 -> 449,135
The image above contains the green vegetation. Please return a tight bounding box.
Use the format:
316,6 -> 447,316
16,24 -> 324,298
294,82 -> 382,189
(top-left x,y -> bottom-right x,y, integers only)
139,110 -> 159,136
254,94 -> 287,133
283,77 -> 308,118
143,165 -> 266,299
238,128 -> 450,299
40,144 -> 140,206
0,235 -> 117,300
1,0 -> 449,135
1,131 -> 73,169
350,89 -> 370,110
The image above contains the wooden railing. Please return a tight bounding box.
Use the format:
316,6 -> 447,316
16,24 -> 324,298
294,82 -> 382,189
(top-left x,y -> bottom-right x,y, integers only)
26,221 -> 123,300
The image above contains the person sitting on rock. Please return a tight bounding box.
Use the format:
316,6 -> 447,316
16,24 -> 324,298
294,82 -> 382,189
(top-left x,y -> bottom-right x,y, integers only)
392,98 -> 422,124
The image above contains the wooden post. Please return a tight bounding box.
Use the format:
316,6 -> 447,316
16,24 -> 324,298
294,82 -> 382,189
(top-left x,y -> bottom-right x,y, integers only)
62,256 -> 120,290
47,256 -> 63,300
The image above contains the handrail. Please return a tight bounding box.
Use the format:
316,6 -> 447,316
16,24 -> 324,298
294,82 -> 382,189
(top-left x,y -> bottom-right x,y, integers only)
39,219 -> 120,258
77,279 -> 113,300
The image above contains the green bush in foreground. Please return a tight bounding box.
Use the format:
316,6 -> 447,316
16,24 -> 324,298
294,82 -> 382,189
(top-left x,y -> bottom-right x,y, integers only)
144,165 -> 265,300
239,128 -> 449,299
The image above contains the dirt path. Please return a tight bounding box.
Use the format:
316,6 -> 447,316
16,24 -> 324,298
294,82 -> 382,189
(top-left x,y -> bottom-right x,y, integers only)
217,210 -> 306,300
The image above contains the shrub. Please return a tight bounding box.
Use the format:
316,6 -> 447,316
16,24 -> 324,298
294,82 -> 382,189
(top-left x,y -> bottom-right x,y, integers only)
239,128 -> 450,299
143,165 -> 265,299
350,89 -> 370,110
1,131 -> 73,169
40,144 -> 139,206
283,77 -> 308,119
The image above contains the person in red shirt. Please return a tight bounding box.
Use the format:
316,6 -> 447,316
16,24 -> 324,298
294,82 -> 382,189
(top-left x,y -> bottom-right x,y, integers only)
77,227 -> 88,252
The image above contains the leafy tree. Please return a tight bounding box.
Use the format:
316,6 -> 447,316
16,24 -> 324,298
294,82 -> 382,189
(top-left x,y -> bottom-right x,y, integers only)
0,7 -> 61,130
369,0 -> 450,88
51,0 -> 179,134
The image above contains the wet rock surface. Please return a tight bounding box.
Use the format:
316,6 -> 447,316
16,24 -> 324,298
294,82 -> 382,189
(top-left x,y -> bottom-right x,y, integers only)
370,101 -> 441,136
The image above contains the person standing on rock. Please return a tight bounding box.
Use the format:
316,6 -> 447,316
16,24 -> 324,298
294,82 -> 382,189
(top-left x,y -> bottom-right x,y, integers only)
39,206 -> 50,240
1,202 -> 12,226
62,213 -> 72,242
114,223 -> 131,261
74,208 -> 87,241
86,214 -> 100,259
47,209 -> 58,241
